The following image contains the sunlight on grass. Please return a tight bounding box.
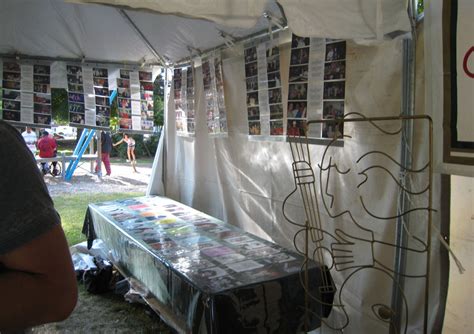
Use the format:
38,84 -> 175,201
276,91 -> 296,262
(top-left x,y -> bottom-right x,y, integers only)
53,192 -> 144,246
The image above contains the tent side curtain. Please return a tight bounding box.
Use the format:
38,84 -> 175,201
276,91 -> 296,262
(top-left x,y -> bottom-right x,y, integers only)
70,0 -> 411,43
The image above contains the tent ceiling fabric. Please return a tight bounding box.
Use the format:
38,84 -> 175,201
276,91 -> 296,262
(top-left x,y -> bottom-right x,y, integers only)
0,0 -> 410,63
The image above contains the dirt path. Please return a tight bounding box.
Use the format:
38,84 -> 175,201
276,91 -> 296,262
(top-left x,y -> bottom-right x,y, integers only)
45,161 -> 153,196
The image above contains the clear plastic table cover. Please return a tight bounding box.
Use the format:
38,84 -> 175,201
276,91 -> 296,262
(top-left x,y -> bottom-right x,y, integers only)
83,195 -> 333,333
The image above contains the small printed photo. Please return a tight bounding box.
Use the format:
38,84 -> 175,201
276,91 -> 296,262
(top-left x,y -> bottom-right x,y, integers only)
34,114 -> 51,125
287,102 -> 307,118
325,41 -> 346,61
141,91 -> 153,101
117,98 -> 132,109
174,89 -> 181,100
3,100 -> 21,111
68,103 -> 85,114
322,118 -> 344,139
323,101 -> 345,119
141,120 -> 154,131
202,62 -> 211,88
323,81 -> 345,99
324,60 -> 346,80
95,96 -> 110,106
268,88 -> 281,104
139,71 -> 152,81
117,78 -> 130,88
68,92 -> 84,103
174,78 -> 182,90
34,84 -> 50,94
175,100 -> 183,111
34,93 -> 51,105
267,55 -> 280,73
3,80 -> 21,90
267,72 -> 281,88
146,100 -> 153,111
186,71 -> 194,86
249,121 -> 261,135
96,115 -> 109,127
68,83 -> 84,93
270,120 -> 284,135
94,87 -> 109,96
247,92 -> 258,107
3,89 -> 21,100
245,61 -> 258,78
120,69 -> 131,79
34,103 -> 51,114
67,65 -> 82,76
119,109 -> 131,119
93,68 -> 108,78
246,76 -> 258,91
118,87 -> 130,98
266,46 -> 280,57
288,83 -> 308,101
140,81 -> 153,91
290,47 -> 309,65
94,77 -> 108,88
119,118 -> 132,129
271,252 -> 296,263
247,107 -> 259,121
34,75 -> 50,84
291,35 -> 310,49
173,68 -> 182,79
3,62 -> 21,72
34,65 -> 50,75
269,104 -> 283,119
187,121 -> 195,133
4,72 -> 21,81
70,112 -> 85,124
176,119 -> 184,131
2,110 -> 21,122
141,101 -> 148,112
96,106 -> 110,117
67,75 -> 83,85
287,119 -> 307,137
244,46 -> 257,63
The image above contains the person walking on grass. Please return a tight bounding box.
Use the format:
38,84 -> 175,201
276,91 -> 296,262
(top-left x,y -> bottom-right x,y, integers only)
113,133 -> 137,172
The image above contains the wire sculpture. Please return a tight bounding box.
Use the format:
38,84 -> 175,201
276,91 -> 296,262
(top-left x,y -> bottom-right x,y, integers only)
283,113 -> 433,333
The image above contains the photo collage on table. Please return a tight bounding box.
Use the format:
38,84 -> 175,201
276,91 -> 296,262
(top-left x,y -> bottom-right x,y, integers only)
67,65 -> 86,126
2,61 -> 51,126
244,45 -> 260,135
93,67 -> 110,128
267,46 -> 284,136
174,64 -> 195,136
322,40 -> 346,139
96,196 -> 303,293
287,35 -> 311,137
202,54 -> 227,136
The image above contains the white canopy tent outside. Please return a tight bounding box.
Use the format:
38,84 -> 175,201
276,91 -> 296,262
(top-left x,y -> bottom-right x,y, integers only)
0,0 -> 471,333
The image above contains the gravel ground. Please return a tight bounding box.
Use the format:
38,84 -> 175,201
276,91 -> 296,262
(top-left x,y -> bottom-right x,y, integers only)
44,161 -> 153,196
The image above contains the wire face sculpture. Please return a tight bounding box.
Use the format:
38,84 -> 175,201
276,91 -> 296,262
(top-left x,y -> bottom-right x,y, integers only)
283,113 -> 433,333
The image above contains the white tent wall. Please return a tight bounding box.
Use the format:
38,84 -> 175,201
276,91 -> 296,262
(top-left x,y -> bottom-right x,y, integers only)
149,24 -> 445,332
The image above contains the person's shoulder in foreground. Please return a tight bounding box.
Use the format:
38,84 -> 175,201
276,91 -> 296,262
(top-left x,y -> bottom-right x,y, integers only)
0,120 -> 77,331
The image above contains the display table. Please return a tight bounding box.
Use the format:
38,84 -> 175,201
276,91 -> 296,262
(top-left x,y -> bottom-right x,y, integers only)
83,195 -> 333,333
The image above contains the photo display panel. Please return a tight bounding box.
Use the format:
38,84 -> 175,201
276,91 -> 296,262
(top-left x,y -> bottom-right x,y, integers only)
244,38 -> 284,137
67,64 -> 87,126
93,67 -> 110,128
322,40 -> 346,138
287,35 -> 347,139
117,69 -> 154,133
2,61 -> 52,127
174,64 -> 196,136
202,53 -> 227,136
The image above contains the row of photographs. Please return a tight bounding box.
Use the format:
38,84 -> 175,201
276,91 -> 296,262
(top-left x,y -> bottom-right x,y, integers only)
2,100 -> 52,114
67,93 -> 110,106
3,63 -> 50,75
3,72 -> 51,84
3,90 -> 51,104
247,104 -> 283,121
288,60 -> 345,83
245,72 -> 280,93
119,69 -> 153,82
117,88 -> 153,101
118,118 -> 154,131
2,110 -> 51,125
70,112 -> 110,127
117,78 -> 153,91
68,84 -> 110,97
118,98 -> 153,111
3,80 -> 51,94
119,109 -> 153,120
67,75 -> 109,88
68,103 -> 110,117
244,45 -> 280,64
244,56 -> 280,78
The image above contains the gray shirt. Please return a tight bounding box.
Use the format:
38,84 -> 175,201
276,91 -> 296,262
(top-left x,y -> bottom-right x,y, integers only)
0,121 -> 60,254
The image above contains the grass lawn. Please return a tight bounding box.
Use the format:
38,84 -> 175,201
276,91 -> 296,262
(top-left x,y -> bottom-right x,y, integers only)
53,192 -> 144,246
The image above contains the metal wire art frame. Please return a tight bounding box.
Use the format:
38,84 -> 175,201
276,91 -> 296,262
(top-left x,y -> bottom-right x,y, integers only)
283,113 -> 433,333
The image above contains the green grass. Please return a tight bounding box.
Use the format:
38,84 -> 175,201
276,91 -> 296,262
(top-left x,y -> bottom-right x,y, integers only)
53,192 -> 144,246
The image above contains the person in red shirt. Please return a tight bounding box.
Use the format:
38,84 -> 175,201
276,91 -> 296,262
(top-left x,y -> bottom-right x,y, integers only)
37,130 -> 58,175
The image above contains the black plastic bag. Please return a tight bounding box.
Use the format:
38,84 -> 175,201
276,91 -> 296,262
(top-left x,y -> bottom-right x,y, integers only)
82,257 -> 113,294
